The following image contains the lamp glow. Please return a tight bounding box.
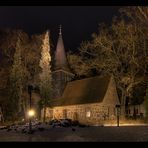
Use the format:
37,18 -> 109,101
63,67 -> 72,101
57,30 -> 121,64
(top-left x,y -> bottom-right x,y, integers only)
28,110 -> 35,117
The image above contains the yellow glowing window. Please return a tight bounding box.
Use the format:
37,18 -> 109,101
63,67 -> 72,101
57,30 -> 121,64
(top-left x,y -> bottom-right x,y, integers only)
86,111 -> 91,117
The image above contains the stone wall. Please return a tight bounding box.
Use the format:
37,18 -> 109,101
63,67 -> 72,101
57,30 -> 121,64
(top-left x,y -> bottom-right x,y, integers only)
46,102 -> 117,125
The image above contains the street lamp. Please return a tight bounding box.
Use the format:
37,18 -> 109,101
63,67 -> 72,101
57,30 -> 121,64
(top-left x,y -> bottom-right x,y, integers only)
115,104 -> 120,127
28,84 -> 34,133
28,109 -> 35,117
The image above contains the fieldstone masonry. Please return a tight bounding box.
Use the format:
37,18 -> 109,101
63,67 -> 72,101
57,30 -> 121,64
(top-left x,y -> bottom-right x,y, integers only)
46,103 -> 116,125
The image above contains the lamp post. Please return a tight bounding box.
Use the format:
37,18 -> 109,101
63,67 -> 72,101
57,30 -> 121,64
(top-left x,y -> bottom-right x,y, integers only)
28,84 -> 34,133
116,105 -> 120,127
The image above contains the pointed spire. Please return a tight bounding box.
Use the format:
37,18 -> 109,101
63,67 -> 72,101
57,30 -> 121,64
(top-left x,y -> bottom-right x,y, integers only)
54,25 -> 69,71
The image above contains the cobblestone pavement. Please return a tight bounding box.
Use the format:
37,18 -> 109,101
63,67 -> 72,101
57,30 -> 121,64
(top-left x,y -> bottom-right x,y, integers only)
0,126 -> 148,142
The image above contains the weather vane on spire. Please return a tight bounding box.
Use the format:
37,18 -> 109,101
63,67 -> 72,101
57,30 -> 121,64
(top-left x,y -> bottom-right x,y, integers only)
59,24 -> 62,35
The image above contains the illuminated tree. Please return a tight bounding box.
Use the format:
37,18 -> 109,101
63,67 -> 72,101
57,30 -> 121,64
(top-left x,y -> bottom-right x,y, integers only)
39,30 -> 52,122
120,6 -> 148,28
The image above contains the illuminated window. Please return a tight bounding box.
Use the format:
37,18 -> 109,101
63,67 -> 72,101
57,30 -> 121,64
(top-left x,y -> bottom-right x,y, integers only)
86,111 -> 91,117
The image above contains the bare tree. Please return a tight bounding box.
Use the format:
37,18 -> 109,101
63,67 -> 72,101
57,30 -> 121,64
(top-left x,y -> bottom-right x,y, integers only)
68,16 -> 147,117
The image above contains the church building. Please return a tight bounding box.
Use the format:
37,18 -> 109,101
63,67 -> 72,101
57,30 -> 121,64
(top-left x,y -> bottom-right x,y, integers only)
44,26 -> 120,125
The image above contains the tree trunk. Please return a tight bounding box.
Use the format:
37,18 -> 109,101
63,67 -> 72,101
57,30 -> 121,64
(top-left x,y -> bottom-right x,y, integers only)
22,99 -> 27,121
43,106 -> 46,123
0,107 -> 4,123
121,89 -> 126,119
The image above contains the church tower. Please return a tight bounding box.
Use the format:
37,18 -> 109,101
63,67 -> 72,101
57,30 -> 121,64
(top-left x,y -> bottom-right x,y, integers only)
52,25 -> 74,99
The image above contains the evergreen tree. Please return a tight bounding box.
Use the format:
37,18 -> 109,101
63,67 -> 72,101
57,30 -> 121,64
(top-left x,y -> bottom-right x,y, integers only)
8,36 -> 23,120
39,30 -> 52,122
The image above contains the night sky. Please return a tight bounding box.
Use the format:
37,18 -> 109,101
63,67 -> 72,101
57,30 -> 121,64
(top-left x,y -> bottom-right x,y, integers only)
0,6 -> 121,51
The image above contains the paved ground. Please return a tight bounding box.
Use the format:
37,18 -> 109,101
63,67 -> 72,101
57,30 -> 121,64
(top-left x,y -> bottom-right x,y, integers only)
0,126 -> 148,142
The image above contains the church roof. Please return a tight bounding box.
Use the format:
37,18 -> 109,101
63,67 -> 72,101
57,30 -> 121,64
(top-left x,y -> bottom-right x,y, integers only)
50,75 -> 111,107
54,25 -> 70,72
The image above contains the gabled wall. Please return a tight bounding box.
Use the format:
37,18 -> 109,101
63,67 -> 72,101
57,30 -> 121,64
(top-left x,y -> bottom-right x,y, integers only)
103,76 -> 120,106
